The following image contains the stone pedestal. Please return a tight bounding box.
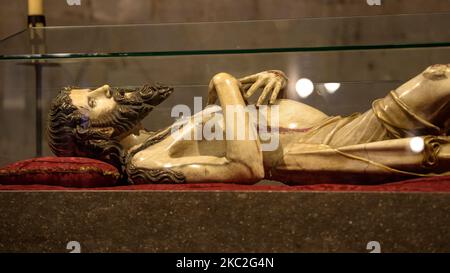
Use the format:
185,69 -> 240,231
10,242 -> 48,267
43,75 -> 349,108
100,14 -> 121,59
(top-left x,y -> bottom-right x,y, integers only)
0,190 -> 449,252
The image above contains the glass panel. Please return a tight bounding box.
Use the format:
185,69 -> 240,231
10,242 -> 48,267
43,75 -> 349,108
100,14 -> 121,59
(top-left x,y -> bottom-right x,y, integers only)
1,45 -> 449,165
1,12 -> 450,59
1,13 -> 450,186
0,60 -> 37,165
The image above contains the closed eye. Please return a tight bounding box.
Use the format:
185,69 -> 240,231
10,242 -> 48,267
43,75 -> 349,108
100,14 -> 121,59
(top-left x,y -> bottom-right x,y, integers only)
88,97 -> 96,108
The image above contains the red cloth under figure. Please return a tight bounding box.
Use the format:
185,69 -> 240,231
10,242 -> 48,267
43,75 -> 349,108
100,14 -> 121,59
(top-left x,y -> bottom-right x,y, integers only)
1,157 -> 450,192
0,157 -> 120,188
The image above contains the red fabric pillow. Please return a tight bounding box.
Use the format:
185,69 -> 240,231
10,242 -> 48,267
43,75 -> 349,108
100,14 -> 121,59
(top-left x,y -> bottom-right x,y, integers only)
0,157 -> 120,188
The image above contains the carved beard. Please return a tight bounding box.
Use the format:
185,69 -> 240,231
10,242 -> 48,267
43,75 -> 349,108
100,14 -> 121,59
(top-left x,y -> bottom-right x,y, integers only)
89,84 -> 173,138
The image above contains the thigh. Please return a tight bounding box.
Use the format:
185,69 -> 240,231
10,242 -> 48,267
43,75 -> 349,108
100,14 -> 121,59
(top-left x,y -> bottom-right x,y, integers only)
326,110 -> 391,147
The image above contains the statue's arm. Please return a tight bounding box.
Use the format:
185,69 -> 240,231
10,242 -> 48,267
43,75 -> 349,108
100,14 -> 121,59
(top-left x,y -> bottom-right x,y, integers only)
129,72 -> 265,184
178,72 -> 265,183
271,136 -> 450,184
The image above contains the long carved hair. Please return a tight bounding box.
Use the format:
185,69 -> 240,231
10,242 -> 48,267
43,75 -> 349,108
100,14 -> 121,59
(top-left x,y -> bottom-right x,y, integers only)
47,87 -> 126,174
47,85 -> 184,184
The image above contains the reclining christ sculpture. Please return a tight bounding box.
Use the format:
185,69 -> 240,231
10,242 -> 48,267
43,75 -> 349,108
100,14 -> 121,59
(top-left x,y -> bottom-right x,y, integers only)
47,64 -> 450,185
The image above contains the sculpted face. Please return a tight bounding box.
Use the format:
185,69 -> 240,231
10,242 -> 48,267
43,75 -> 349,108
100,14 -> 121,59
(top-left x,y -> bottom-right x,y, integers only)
67,83 -> 174,139
69,85 -> 117,122
47,83 -> 174,167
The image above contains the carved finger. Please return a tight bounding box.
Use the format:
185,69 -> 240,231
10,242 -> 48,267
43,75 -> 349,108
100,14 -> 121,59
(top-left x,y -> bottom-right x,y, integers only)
269,82 -> 282,104
240,83 -> 252,105
241,83 -> 253,91
245,78 -> 265,99
239,74 -> 259,84
257,80 -> 275,106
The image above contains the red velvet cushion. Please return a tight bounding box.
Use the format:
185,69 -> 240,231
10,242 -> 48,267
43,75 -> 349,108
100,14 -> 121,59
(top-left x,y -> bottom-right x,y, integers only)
0,157 -> 120,188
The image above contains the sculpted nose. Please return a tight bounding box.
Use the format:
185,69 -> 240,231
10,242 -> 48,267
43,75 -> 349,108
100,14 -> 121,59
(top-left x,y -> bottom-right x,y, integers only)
105,86 -> 112,98
89,85 -> 111,97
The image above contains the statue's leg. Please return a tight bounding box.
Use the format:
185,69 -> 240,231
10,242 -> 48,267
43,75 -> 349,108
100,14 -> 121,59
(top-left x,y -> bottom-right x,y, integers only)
299,110 -> 391,148
371,64 -> 450,138
304,64 -> 450,148
270,136 -> 450,185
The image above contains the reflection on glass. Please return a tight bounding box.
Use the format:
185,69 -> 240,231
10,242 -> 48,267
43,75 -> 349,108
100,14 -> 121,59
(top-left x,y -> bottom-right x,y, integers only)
295,78 -> 314,98
324,82 -> 341,94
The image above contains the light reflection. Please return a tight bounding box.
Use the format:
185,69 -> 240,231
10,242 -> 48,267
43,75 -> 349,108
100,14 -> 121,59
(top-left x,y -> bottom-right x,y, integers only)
324,83 -> 341,94
288,123 -> 298,129
409,137 -> 424,153
295,78 -> 314,98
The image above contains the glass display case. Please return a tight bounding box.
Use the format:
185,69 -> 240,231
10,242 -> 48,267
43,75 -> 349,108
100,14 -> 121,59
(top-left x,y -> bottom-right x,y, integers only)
1,11 -> 450,253
1,12 -> 450,171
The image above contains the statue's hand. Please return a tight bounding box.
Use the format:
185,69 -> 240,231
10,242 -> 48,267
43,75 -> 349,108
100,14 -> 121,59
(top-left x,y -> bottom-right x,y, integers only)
239,70 -> 288,106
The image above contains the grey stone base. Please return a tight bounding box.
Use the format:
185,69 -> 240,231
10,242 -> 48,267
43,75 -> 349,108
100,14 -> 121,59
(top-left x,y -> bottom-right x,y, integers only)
0,190 -> 449,253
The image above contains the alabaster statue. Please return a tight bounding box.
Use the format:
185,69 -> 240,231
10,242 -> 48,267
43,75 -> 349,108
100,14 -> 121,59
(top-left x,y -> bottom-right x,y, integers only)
47,64 -> 450,185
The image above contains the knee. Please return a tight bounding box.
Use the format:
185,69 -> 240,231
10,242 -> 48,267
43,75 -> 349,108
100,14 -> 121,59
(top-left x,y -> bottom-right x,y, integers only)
422,64 -> 450,80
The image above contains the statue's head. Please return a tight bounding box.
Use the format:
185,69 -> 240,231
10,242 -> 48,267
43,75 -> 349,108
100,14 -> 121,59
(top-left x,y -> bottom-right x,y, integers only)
47,84 -> 173,169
